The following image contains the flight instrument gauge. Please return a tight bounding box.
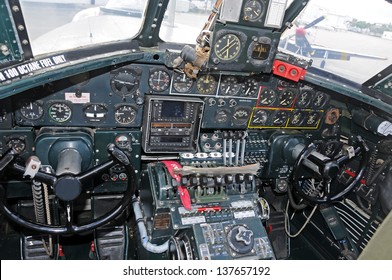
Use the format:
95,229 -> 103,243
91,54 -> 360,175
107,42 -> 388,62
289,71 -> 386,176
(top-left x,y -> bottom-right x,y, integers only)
215,109 -> 230,124
115,135 -> 131,149
241,77 -> 259,97
213,33 -> 242,62
149,70 -> 171,92
83,104 -> 108,122
279,89 -> 295,107
233,107 -> 251,126
173,72 -> 194,93
19,101 -> 44,120
110,69 -> 139,96
272,111 -> 289,126
289,110 -> 305,126
220,76 -> 241,96
114,104 -> 137,125
7,138 -> 26,153
48,102 -> 72,123
296,90 -> 314,108
258,88 -> 276,106
250,109 -> 268,126
243,0 -> 265,22
306,111 -> 321,126
196,74 -> 217,95
313,91 -> 329,108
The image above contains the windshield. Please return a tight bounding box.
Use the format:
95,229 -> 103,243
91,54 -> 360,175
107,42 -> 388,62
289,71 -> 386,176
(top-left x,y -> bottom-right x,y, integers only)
18,0 -> 392,83
280,0 -> 392,83
20,0 -> 147,55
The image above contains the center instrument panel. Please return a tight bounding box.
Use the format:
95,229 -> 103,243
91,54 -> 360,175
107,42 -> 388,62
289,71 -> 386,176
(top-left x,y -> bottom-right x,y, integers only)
0,61 -> 332,161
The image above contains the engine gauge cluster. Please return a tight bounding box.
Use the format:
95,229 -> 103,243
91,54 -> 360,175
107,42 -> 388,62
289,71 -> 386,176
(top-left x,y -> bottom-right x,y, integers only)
249,84 -> 330,129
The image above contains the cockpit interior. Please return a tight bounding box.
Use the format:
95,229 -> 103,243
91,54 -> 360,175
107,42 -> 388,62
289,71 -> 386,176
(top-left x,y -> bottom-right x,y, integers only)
1,0 -> 392,260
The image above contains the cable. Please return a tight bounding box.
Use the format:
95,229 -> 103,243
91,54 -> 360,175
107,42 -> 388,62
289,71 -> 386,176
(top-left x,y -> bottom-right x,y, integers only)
284,200 -> 318,238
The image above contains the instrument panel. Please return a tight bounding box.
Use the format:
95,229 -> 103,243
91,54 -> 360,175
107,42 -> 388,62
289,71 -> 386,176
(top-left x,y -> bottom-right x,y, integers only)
5,62 -> 330,133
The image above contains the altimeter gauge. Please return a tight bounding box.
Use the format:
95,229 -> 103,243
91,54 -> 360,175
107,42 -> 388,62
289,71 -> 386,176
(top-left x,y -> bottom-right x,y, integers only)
114,104 -> 137,125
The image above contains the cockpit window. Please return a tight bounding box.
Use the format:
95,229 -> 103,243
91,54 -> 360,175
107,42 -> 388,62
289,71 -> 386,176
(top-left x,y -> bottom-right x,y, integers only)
160,0 -> 218,44
20,0 -> 147,55
280,0 -> 392,83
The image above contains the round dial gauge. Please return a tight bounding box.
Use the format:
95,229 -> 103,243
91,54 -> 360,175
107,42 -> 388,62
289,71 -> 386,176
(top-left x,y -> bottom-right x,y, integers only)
279,89 -> 295,107
296,90 -> 313,108
250,109 -> 268,125
220,76 -> 241,96
243,0 -> 264,22
111,69 -> 138,96
173,72 -> 194,93
83,104 -> 107,122
289,110 -> 305,126
115,135 -> 131,149
272,111 -> 289,126
306,111 -> 321,126
48,102 -> 72,123
19,101 -> 44,120
7,138 -> 26,153
196,74 -> 217,95
258,88 -> 276,106
313,91 -> 329,108
149,70 -> 171,92
214,33 -> 242,62
241,77 -> 259,97
114,105 -> 137,125
233,107 -> 251,126
215,109 -> 230,124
